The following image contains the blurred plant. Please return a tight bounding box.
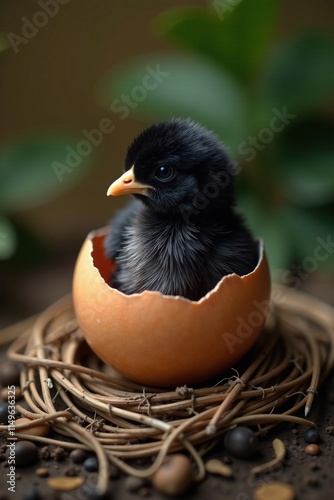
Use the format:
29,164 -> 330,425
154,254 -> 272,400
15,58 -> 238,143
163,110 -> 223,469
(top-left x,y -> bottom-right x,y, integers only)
98,0 -> 334,272
0,136 -> 93,261
0,35 -> 94,263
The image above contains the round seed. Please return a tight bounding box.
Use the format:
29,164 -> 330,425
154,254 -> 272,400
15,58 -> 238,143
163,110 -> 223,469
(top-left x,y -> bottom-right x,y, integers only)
35,467 -> 50,477
152,454 -> 193,496
305,444 -> 320,456
254,481 -> 295,500
70,449 -> 87,463
47,476 -> 85,491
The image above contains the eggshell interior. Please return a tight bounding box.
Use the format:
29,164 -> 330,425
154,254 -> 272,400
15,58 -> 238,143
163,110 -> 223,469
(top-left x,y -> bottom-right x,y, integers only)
73,227 -> 271,388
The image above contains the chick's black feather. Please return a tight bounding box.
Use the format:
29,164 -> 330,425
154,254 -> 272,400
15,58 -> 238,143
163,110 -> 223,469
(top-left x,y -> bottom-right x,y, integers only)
104,118 -> 259,301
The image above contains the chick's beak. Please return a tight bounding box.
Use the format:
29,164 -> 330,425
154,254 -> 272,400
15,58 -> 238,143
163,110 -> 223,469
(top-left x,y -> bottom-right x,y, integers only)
107,166 -> 153,197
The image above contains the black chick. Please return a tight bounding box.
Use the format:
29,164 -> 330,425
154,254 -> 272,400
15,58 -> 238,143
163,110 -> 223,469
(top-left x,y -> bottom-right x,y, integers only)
104,118 -> 259,301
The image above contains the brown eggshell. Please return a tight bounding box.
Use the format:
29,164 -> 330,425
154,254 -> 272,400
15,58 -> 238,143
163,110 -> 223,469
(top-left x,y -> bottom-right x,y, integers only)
73,227 -> 271,387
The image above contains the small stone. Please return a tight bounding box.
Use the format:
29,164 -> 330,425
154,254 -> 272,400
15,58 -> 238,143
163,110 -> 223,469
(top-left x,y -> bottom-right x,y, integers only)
303,428 -> 321,444
35,467 -> 50,477
47,476 -> 85,491
6,441 -> 38,467
253,481 -> 295,500
51,446 -> 66,461
124,476 -> 147,493
84,457 -> 99,472
39,446 -> 51,459
0,362 -> 20,386
70,449 -> 87,463
224,427 -> 259,459
15,417 -> 50,437
152,454 -> 193,496
305,444 -> 320,456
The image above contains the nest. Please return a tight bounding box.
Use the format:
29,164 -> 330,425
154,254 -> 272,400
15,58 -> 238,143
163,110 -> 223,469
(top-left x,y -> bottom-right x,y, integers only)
1,284 -> 334,494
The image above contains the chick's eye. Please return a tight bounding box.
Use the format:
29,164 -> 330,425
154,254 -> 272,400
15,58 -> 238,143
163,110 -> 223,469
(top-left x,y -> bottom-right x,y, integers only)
154,165 -> 175,182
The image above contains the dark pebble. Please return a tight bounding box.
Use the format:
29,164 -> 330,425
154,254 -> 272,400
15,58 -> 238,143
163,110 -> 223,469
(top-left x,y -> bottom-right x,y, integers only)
23,490 -> 41,500
224,426 -> 259,459
0,362 -> 20,387
0,404 -> 8,424
124,476 -> 147,493
70,448 -> 86,463
6,441 -> 38,467
84,457 -> 99,472
303,428 -> 321,444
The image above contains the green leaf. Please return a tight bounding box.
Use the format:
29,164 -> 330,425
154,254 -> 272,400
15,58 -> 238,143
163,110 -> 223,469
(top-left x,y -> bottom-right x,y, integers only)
277,119 -> 334,206
238,194 -> 292,272
282,206 -> 334,271
154,1 -> 278,82
99,54 -> 248,153
0,215 -> 17,260
262,33 -> 334,116
0,135 -> 94,212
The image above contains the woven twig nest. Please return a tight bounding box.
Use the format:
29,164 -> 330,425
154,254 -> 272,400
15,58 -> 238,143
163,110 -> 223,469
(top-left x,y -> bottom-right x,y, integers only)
1,284 -> 334,494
